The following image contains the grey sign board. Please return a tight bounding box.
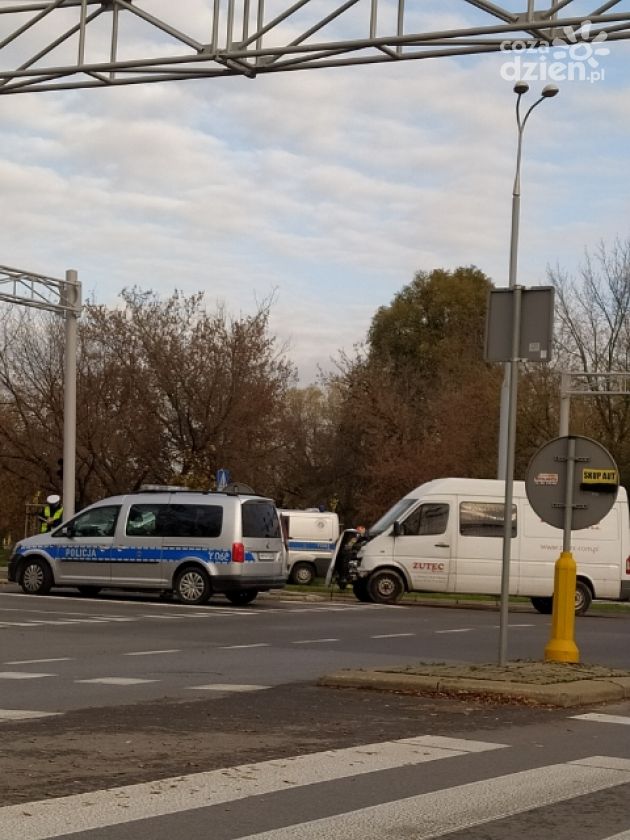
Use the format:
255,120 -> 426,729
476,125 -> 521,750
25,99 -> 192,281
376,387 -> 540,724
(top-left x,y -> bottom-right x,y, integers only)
525,436 -> 618,530
485,286 -> 554,363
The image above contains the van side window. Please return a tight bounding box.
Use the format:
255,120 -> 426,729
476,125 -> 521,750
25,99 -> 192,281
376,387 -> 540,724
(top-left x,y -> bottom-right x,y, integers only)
242,501 -> 281,538
68,505 -> 121,538
459,502 -> 517,538
401,504 -> 449,536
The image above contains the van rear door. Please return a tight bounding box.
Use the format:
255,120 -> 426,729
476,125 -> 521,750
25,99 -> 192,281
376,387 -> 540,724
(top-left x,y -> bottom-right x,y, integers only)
241,499 -> 285,579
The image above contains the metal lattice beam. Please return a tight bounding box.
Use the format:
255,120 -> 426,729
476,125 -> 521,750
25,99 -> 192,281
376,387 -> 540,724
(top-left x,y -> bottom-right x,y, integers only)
0,265 -> 81,314
0,0 -> 628,93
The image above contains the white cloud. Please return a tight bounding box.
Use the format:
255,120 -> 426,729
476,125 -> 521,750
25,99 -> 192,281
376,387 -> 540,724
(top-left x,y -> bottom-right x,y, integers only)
1,8 -> 630,383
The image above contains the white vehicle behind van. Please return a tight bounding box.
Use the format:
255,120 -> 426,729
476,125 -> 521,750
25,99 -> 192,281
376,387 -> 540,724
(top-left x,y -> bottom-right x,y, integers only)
280,509 -> 340,585
327,478 -> 630,614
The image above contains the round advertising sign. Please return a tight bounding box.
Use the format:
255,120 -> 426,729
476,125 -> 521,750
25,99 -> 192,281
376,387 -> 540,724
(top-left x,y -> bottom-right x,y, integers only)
525,436 -> 619,530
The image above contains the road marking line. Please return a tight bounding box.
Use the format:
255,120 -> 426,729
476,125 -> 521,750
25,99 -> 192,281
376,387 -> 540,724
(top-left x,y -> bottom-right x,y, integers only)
0,672 -> 55,680
434,628 -> 473,634
489,624 -> 535,629
188,683 -> 270,692
237,757 -> 630,840
370,633 -> 415,639
0,622 -> 42,627
75,677 -> 158,685
571,713 -> 630,727
123,649 -> 180,656
5,658 -> 72,665
0,709 -> 61,722
292,638 -> 340,644
0,734 -> 506,840
220,643 -> 271,650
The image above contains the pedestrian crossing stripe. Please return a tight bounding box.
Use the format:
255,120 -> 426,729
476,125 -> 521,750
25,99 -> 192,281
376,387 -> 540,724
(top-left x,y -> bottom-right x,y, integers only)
238,757 -> 630,840
572,713 -> 630,726
2,746 -> 630,840
0,735 -> 505,840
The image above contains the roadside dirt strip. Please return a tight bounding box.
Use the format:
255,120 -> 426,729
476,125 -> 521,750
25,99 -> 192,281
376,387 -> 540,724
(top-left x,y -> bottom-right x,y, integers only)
0,682 -> 570,807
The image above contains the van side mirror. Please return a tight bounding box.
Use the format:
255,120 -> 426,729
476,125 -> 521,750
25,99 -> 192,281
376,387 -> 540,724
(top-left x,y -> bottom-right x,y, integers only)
392,521 -> 403,537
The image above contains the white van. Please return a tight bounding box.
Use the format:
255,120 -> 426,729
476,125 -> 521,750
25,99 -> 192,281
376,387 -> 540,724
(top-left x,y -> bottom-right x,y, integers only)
279,509 -> 339,585
8,486 -> 287,605
327,478 -> 630,614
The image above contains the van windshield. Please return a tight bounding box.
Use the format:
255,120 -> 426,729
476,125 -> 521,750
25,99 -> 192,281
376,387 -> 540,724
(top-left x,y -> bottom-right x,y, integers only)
369,498 -> 417,536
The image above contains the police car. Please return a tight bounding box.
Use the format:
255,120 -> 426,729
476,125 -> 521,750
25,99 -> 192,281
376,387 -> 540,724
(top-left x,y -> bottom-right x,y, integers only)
8,486 -> 287,605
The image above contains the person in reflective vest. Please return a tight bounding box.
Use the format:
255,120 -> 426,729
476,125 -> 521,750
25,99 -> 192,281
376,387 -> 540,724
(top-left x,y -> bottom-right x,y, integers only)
40,494 -> 63,533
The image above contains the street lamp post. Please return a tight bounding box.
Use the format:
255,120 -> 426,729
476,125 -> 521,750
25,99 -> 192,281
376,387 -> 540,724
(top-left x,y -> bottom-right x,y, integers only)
497,82 -> 559,480
497,81 -> 558,666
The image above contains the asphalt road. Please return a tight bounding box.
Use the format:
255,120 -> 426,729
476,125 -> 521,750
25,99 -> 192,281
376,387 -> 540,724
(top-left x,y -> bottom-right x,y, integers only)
2,587 -> 630,714
3,586 -> 630,839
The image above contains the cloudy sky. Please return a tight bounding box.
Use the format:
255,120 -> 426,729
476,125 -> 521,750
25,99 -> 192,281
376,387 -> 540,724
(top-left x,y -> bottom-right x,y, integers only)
1,1 -> 629,383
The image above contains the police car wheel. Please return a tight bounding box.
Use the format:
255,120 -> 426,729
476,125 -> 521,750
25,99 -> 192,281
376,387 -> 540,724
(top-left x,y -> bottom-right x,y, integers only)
290,562 -> 315,585
367,570 -> 404,605
20,558 -> 53,595
225,590 -> 258,606
174,567 -> 211,605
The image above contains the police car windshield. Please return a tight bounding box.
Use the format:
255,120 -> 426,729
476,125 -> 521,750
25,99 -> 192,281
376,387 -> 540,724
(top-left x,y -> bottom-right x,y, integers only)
369,498 -> 417,536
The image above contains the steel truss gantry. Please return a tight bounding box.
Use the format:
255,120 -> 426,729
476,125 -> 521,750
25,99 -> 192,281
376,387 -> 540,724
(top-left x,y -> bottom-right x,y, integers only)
0,265 -> 81,519
1,0 -> 629,94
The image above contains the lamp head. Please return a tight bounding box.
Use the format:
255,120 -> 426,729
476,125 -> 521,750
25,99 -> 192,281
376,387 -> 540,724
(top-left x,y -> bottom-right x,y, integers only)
513,81 -> 529,95
541,84 -> 559,98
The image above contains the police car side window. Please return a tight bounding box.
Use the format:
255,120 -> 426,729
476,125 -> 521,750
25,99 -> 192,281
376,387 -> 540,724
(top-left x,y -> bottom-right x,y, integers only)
160,504 -> 223,539
71,505 -> 121,538
126,504 -> 161,537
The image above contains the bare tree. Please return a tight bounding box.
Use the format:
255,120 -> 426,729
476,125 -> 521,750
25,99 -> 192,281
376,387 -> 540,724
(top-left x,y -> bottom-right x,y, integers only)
548,239 -> 630,479
0,289 -> 295,538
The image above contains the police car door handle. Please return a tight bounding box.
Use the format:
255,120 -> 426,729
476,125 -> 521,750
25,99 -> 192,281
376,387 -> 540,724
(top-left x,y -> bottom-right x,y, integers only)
434,542 -> 449,548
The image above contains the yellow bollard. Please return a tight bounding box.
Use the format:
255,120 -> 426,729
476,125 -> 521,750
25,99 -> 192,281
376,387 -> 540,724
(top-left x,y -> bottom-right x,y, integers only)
544,551 -> 580,663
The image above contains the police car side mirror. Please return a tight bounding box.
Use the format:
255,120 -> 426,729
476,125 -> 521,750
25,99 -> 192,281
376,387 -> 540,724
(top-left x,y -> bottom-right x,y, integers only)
392,521 -> 403,537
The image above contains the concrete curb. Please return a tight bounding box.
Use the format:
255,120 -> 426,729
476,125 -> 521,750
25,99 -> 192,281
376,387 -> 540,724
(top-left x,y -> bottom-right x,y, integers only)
319,671 -> 630,707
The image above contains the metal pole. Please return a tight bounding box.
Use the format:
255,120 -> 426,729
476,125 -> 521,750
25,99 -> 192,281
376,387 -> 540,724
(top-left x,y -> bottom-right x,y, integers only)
559,371 -> 571,436
498,285 -> 522,665
497,86 -> 558,475
497,101 -> 523,478
62,269 -> 81,520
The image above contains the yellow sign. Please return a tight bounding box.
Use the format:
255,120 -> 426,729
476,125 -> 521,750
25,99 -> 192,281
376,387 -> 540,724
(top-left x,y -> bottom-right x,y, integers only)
582,468 -> 618,485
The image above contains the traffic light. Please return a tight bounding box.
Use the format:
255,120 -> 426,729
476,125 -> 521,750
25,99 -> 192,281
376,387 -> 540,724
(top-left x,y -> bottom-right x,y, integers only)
56,458 -> 63,481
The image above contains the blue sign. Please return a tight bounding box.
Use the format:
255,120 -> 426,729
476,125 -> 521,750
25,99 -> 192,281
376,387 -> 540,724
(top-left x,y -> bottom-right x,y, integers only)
216,468 -> 231,491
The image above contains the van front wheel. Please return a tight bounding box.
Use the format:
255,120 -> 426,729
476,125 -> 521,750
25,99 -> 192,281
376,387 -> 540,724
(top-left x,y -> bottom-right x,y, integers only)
175,567 -> 211,605
367,570 -> 404,605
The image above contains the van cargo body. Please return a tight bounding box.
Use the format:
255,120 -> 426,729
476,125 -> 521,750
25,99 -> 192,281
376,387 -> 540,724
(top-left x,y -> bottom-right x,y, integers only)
333,478 -> 630,614
280,510 -> 340,585
8,489 -> 287,606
